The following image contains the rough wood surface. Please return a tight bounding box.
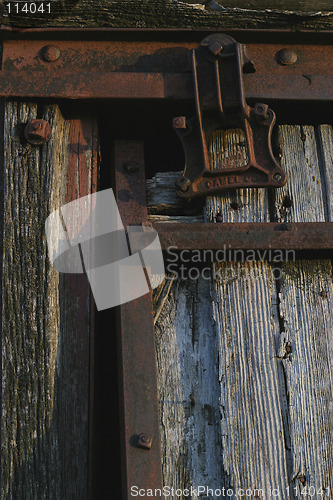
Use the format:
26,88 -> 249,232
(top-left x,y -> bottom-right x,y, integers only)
275,125 -> 333,495
1,102 -> 98,499
153,125 -> 333,497
0,0 -> 332,30
186,0 -> 333,12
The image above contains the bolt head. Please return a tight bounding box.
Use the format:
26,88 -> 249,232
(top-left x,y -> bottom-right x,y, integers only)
41,45 -> 61,63
175,176 -> 192,193
138,433 -> 153,449
124,161 -> 140,173
173,116 -> 187,130
277,48 -> 298,66
24,119 -> 52,146
273,173 -> 282,182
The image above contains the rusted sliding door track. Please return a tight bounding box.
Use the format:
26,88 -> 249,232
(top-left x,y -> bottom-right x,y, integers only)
0,28 -> 332,101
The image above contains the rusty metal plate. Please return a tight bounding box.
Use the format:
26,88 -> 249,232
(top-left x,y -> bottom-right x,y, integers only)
114,141 -> 163,500
0,36 -> 332,101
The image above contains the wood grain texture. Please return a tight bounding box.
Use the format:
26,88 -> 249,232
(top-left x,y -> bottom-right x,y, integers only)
206,130 -> 290,495
1,102 -> 98,499
186,0 -> 333,12
0,0 -> 332,30
275,125 -> 333,496
317,125 -> 333,222
153,124 -> 333,497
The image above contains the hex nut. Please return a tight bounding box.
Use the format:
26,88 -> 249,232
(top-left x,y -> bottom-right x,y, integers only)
137,433 -> 153,450
173,116 -> 187,130
175,176 -> 192,193
24,119 -> 52,146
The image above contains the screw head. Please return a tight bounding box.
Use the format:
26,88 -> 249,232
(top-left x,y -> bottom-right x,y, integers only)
273,173 -> 283,182
175,176 -> 192,193
173,116 -> 187,130
277,48 -> 298,66
41,45 -> 61,63
137,433 -> 153,449
124,161 -> 140,173
24,119 -> 52,145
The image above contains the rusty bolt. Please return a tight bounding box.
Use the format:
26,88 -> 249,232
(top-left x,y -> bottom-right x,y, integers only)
175,176 -> 192,193
124,161 -> 140,173
137,433 -> 153,450
173,116 -> 187,130
24,119 -> 52,146
273,173 -> 283,182
41,45 -> 61,62
202,39 -> 224,57
320,290 -> 328,298
277,48 -> 298,66
254,103 -> 269,123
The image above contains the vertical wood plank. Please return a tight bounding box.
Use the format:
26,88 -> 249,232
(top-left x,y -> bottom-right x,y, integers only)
206,130 -> 290,495
275,125 -> 333,496
316,125 -> 333,222
1,102 -> 98,499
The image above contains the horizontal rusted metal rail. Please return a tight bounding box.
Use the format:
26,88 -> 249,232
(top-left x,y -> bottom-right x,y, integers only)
0,37 -> 332,101
153,222 -> 333,251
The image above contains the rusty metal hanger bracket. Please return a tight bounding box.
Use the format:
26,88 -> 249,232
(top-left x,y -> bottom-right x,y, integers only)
174,34 -> 287,198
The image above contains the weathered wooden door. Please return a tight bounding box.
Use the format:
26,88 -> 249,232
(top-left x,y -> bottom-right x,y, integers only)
149,124 -> 333,498
0,25 -> 332,500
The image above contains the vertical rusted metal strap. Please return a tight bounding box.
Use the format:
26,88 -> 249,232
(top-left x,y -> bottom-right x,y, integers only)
113,141 -> 163,499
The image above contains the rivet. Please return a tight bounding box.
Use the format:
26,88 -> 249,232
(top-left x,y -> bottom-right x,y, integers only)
41,45 -> 61,63
24,119 -> 52,146
273,173 -> 282,182
277,48 -> 298,66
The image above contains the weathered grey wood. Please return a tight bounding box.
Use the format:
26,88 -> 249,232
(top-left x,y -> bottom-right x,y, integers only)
1,102 -> 97,499
147,172 -> 184,215
275,125 -> 333,495
205,129 -> 270,223
275,126 -> 326,223
186,0 -> 333,12
0,0 -> 332,30
317,125 -> 333,222
149,214 -> 204,223
206,131 -> 290,495
154,278 -> 223,494
153,124 -> 333,496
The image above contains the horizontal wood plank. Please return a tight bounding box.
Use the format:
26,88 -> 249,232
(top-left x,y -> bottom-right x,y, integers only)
199,0 -> 333,12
